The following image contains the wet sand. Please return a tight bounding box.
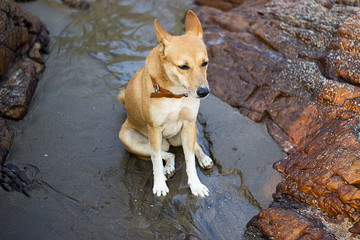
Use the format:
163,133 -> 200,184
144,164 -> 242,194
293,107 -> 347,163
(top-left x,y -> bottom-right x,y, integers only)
0,0 -> 284,239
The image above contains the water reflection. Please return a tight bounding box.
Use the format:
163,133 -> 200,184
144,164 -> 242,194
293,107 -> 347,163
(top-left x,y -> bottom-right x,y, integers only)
124,146 -> 259,239
55,0 -> 194,88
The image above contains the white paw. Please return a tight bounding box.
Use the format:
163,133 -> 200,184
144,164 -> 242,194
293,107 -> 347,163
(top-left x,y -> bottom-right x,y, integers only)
153,179 -> 169,196
164,164 -> 175,179
198,155 -> 214,170
189,181 -> 209,197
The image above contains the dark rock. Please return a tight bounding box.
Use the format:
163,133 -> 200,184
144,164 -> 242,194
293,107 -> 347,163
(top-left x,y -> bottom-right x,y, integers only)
0,162 -> 34,197
62,0 -> 90,10
28,42 -> 44,64
0,0 -> 49,162
184,234 -> 201,240
0,45 -> 14,77
0,0 -> 49,120
0,58 -> 38,120
194,0 -> 360,238
0,118 -> 12,163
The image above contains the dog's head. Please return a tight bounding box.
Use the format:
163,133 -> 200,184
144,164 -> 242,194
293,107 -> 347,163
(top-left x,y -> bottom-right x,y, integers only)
154,10 -> 210,98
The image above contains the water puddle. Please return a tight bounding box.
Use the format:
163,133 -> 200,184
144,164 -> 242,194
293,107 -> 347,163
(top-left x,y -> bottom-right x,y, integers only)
0,0 -> 284,239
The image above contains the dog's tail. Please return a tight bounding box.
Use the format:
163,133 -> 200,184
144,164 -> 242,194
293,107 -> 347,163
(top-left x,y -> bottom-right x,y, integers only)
118,89 -> 126,105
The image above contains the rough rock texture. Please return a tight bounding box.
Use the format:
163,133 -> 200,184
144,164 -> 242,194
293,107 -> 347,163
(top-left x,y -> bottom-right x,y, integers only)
61,0 -> 90,10
0,58 -> 39,120
15,0 -> 90,9
0,0 -> 49,162
0,0 -> 49,120
247,195 -> 338,239
194,0 -> 360,238
0,118 -> 12,163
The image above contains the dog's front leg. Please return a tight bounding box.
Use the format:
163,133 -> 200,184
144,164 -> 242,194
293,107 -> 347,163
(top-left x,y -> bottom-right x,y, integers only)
181,121 -> 209,197
148,126 -> 169,196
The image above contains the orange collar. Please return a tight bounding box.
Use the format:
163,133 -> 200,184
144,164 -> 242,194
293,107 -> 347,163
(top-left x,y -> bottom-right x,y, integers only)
150,77 -> 188,99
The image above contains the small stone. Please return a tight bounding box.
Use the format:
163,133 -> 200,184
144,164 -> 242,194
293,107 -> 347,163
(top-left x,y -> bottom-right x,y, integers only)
28,42 -> 44,64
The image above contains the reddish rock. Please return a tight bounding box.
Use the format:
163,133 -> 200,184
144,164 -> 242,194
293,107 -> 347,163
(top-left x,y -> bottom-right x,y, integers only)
248,204 -> 337,239
318,80 -> 360,105
195,0 -> 233,12
195,0 -> 360,238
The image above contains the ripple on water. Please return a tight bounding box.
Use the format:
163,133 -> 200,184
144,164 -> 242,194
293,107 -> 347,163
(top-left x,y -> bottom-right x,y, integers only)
56,0 -> 194,89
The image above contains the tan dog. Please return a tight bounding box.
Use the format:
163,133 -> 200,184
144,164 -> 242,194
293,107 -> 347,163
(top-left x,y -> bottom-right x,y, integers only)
118,10 -> 213,197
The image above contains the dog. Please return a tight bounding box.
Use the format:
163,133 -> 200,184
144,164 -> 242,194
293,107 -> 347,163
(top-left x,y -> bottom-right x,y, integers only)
118,10 -> 213,197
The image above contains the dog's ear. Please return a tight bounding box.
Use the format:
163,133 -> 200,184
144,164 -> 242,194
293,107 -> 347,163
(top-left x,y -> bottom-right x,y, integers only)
185,10 -> 203,40
154,19 -> 172,55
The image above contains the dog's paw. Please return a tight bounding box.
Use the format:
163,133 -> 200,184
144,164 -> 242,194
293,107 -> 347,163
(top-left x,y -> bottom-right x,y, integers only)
164,163 -> 175,179
198,155 -> 214,170
153,180 -> 169,197
189,181 -> 209,197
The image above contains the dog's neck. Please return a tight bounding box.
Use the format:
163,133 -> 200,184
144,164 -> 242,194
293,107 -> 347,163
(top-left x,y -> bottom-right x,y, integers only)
146,46 -> 187,99
150,77 -> 188,98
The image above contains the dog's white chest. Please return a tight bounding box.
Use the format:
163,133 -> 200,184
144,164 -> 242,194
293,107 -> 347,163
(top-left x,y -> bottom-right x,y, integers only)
151,99 -> 199,138
162,107 -> 192,138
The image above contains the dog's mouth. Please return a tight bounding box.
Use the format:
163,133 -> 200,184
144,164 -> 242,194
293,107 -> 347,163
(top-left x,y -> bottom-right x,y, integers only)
182,86 -> 198,98
181,84 -> 191,97
180,83 -> 210,99
183,86 -> 210,99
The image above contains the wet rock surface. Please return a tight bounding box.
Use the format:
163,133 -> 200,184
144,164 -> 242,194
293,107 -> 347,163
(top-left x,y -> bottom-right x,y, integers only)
61,0 -> 90,10
0,162 -> 34,197
0,0 -> 49,163
247,195 -> 339,239
0,118 -> 12,163
194,0 -> 360,238
16,0 -> 90,9
0,58 -> 39,120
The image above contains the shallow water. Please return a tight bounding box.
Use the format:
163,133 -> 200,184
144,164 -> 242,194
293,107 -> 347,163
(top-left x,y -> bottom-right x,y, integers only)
54,0 -> 195,90
0,0 -> 284,239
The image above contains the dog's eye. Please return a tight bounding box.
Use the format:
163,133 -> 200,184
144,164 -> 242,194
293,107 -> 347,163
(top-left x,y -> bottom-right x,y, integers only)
201,61 -> 208,67
178,65 -> 190,70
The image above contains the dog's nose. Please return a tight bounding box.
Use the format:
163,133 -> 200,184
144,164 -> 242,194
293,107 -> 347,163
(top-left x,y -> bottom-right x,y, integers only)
197,87 -> 210,98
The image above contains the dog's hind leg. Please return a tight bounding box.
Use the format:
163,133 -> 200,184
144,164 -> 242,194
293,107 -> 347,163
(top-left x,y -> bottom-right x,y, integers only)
119,120 -> 171,159
119,120 -> 175,195
119,120 -> 152,160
